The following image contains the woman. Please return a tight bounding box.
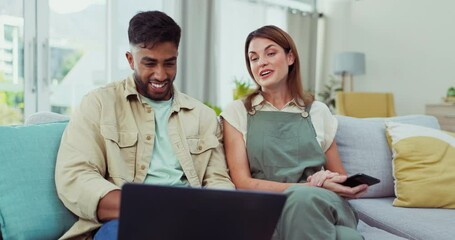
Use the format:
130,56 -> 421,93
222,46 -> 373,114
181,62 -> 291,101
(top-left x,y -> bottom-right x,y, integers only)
221,25 -> 367,240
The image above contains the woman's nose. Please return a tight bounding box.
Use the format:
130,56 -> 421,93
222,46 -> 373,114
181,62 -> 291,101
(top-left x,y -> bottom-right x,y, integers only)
258,58 -> 269,67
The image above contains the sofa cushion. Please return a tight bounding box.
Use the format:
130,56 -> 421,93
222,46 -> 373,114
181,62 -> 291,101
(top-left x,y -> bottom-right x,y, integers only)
0,122 -> 77,239
335,115 -> 440,198
350,198 -> 455,240
386,122 -> 455,208
356,220 -> 407,240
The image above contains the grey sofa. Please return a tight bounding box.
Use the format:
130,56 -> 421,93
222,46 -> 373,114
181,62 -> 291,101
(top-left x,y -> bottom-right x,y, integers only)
1,112 -> 453,239
336,114 -> 455,240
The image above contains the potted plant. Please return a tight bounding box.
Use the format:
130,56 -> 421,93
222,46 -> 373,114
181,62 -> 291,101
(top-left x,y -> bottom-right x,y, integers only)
203,102 -> 222,116
318,75 -> 342,113
233,78 -> 254,100
446,87 -> 455,103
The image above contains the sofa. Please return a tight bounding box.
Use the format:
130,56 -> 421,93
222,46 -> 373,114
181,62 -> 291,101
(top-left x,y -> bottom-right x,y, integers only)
0,112 -> 454,239
336,114 -> 455,239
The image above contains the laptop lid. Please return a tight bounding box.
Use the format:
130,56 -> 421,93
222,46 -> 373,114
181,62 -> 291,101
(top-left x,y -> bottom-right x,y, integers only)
118,183 -> 286,240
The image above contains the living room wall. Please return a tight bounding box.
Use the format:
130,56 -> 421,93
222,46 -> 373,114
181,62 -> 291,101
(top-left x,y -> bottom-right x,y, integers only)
319,0 -> 455,115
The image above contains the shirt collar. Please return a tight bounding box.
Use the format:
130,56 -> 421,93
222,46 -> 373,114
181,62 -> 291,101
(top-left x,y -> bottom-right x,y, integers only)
251,93 -> 266,108
124,74 -> 195,112
251,92 -> 306,110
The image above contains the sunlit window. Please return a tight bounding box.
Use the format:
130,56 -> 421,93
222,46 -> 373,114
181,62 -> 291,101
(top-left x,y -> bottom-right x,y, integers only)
0,1 -> 24,125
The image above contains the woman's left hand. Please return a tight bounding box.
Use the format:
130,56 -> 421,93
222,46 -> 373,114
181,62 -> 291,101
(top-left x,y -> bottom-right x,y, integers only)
306,170 -> 340,187
321,175 -> 368,199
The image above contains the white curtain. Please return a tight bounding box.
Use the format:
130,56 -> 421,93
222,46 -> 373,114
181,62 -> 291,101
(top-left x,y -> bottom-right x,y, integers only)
287,11 -> 319,94
173,0 -> 219,104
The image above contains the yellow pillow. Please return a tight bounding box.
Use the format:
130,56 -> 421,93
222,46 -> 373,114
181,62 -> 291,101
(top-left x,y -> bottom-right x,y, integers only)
385,121 -> 455,208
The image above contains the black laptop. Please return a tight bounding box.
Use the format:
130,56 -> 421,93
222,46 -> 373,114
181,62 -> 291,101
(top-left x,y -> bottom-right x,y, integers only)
118,183 -> 287,240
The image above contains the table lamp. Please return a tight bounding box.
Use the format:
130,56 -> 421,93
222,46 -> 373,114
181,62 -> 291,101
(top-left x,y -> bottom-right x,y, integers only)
333,52 -> 366,91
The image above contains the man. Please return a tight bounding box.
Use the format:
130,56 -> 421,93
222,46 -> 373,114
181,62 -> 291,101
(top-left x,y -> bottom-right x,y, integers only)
55,11 -> 234,239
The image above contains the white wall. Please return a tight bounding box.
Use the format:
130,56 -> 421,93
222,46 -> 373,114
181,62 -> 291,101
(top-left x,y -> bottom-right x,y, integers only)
320,0 -> 455,115
217,0 -> 287,109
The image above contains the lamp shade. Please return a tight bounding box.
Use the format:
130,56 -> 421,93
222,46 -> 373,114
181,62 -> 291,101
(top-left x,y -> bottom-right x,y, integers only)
333,52 -> 366,76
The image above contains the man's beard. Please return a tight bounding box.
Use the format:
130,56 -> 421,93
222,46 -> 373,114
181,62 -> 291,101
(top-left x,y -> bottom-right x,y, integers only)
134,72 -> 174,101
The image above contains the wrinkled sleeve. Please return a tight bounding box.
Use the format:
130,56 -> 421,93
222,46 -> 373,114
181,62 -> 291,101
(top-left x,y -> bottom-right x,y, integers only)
55,92 -> 120,222
220,100 -> 248,144
310,101 -> 338,152
200,107 -> 235,190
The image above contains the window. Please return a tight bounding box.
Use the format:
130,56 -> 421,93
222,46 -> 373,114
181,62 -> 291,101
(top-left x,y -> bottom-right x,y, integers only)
0,0 -> 24,125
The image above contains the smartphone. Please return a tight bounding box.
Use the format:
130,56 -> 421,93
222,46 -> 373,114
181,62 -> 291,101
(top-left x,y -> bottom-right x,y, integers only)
341,173 -> 380,187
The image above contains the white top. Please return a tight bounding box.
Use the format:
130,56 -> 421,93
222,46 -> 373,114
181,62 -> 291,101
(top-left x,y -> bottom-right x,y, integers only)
220,94 -> 338,152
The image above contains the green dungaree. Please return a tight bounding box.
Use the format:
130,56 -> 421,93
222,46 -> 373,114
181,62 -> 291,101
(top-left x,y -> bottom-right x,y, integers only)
246,109 -> 362,240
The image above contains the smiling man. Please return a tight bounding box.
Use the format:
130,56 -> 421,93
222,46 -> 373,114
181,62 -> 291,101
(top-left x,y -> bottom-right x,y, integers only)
55,11 -> 234,240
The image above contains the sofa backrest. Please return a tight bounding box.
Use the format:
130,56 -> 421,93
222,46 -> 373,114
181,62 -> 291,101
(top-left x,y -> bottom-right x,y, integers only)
25,111 -> 70,125
335,114 -> 440,198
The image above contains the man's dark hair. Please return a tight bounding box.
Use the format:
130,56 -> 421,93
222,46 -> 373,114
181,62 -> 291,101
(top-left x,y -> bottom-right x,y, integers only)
128,11 -> 181,49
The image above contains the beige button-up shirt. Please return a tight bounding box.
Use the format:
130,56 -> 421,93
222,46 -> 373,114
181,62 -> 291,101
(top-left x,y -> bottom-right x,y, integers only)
55,75 -> 234,239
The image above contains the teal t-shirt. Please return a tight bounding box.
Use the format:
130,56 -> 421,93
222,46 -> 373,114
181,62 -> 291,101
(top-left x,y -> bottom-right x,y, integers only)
142,97 -> 189,187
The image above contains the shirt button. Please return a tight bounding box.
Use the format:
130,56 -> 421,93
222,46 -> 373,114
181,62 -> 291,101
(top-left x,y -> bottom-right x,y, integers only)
147,108 -> 152,113
140,165 -> 146,170
146,135 -> 152,140
198,146 -> 203,151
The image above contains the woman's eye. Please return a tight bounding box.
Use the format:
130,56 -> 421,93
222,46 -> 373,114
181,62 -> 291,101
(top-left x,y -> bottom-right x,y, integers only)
267,52 -> 276,57
250,57 -> 258,62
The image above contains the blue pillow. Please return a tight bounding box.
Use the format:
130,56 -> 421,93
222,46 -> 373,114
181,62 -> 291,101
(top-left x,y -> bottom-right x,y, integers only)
0,122 -> 77,240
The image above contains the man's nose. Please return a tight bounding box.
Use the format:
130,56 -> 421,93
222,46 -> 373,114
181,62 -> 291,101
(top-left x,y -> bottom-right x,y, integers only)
154,65 -> 167,81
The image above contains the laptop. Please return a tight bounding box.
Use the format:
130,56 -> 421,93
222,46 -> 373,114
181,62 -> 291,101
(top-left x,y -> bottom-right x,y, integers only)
118,183 -> 287,240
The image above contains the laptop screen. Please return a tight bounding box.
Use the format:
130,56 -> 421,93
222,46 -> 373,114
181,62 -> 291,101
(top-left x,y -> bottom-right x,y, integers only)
118,183 -> 286,240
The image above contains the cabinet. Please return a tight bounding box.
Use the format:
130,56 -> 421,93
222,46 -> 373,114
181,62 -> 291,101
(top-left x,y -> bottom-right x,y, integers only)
425,104 -> 455,132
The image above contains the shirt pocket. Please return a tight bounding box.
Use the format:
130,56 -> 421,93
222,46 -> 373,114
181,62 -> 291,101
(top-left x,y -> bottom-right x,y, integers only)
187,135 -> 219,154
100,125 -> 138,182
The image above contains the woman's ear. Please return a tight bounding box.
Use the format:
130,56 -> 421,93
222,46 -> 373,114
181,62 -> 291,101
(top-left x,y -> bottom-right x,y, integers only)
287,51 -> 295,66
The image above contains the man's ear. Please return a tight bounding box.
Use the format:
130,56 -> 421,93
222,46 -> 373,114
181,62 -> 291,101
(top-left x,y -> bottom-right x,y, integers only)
125,51 -> 135,70
287,51 -> 295,66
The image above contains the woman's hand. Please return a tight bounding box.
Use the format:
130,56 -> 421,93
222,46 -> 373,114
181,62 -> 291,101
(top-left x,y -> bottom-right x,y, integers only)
306,170 -> 340,187
321,175 -> 368,199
